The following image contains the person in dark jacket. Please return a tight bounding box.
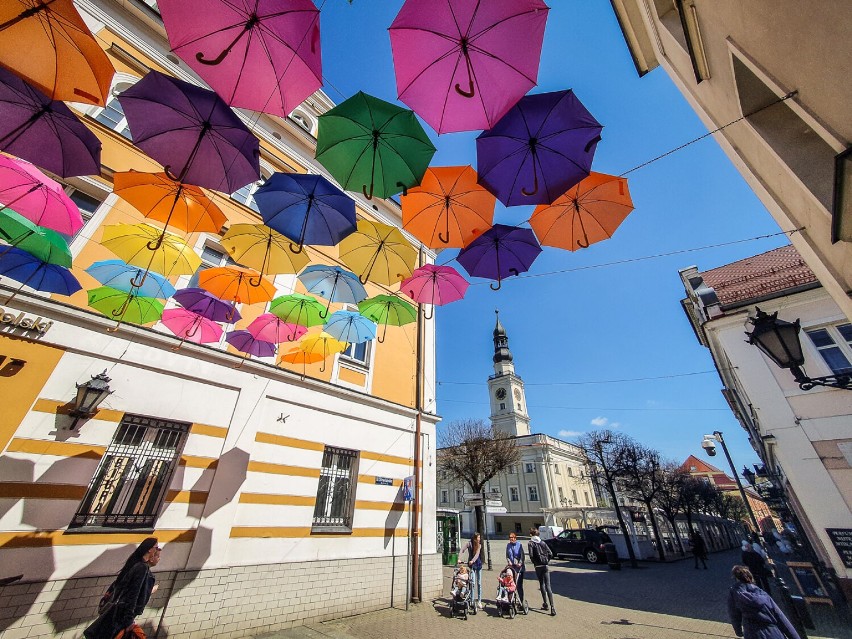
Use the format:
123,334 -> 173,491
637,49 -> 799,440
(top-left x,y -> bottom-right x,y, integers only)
742,540 -> 772,591
528,527 -> 555,616
84,537 -> 160,639
690,530 -> 708,569
728,565 -> 800,639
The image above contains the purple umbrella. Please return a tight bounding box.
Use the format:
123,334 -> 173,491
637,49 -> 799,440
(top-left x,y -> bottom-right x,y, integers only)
226,329 -> 276,367
118,70 -> 259,193
172,287 -> 241,323
456,224 -> 541,290
476,90 -> 603,207
0,66 -> 101,178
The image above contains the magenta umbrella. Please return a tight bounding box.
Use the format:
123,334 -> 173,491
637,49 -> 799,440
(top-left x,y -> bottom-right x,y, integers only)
158,0 -> 322,118
389,0 -> 549,134
161,307 -> 223,348
0,155 -> 83,235
246,312 -> 307,343
400,263 -> 469,319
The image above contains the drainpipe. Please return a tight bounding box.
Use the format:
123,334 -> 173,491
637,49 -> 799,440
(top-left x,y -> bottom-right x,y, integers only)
410,247 -> 425,603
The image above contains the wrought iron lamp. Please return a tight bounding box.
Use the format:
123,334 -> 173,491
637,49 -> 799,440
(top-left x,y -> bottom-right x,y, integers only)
745,308 -> 852,391
69,370 -> 113,429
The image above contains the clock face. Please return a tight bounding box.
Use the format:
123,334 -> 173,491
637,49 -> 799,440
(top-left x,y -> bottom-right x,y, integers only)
495,388 -> 506,400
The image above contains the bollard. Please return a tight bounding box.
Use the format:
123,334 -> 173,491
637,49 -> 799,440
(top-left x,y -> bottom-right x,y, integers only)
604,542 -> 621,570
776,577 -> 810,638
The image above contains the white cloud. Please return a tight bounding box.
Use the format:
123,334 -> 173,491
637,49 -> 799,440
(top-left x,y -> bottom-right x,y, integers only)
558,429 -> 583,438
590,416 -> 608,427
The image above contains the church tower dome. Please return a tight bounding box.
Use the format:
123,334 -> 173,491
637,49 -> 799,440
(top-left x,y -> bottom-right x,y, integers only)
488,310 -> 530,437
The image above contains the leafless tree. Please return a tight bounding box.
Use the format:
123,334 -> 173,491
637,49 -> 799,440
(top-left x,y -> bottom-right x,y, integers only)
620,443 -> 667,561
679,475 -> 709,533
653,461 -> 689,556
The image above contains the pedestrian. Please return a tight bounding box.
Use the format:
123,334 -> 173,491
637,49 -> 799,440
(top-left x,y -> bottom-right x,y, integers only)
728,565 -> 800,639
690,529 -> 708,569
528,527 -> 556,616
505,531 -> 526,607
741,540 -> 772,592
461,532 -> 484,609
84,537 -> 160,639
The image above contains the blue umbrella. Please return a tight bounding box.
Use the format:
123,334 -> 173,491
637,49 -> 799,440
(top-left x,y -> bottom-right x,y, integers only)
0,246 -> 81,301
85,260 -> 176,298
297,264 -> 367,318
323,310 -> 377,344
254,173 -> 357,254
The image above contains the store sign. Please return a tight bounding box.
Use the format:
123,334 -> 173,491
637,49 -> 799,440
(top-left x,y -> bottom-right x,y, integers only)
0,308 -> 53,334
826,528 -> 852,569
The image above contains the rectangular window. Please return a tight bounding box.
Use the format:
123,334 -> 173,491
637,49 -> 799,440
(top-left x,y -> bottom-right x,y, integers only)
508,465 -> 516,474
567,466 -> 573,477
440,489 -> 448,504
67,188 -> 104,242
557,487 -> 564,502
584,491 -> 591,506
509,486 -> 519,502
571,489 -> 578,503
94,97 -> 131,139
806,326 -> 852,374
495,521 -> 502,533
527,486 -> 539,501
341,341 -> 370,366
524,462 -> 535,473
312,446 -> 358,531
554,464 -> 560,475
70,414 -> 189,529
455,489 -> 462,503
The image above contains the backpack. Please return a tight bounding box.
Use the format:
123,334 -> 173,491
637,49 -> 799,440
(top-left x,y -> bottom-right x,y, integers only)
531,540 -> 552,566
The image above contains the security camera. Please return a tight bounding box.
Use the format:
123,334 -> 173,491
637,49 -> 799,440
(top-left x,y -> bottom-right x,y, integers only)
701,436 -> 717,457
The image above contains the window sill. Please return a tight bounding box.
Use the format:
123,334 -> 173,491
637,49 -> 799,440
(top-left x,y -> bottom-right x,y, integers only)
310,525 -> 353,535
65,525 -> 156,535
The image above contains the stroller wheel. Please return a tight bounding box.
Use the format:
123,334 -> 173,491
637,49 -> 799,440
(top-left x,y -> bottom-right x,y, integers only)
510,604 -> 516,619
522,600 -> 529,615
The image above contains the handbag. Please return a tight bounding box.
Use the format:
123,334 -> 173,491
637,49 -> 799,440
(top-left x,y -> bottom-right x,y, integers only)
98,580 -> 120,615
115,623 -> 146,639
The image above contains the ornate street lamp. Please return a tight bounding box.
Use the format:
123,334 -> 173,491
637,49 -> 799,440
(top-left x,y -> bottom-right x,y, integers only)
745,308 -> 852,391
69,370 -> 113,429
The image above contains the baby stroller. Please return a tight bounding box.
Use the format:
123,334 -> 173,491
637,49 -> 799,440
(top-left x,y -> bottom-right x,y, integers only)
450,563 -> 475,620
495,565 -> 520,619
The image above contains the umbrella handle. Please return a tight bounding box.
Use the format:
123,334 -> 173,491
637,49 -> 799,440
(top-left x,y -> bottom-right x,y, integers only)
146,234 -> 165,252
454,44 -> 476,98
225,303 -> 237,323
422,305 -> 434,321
319,300 -> 331,319
576,209 -> 591,248
362,183 -> 374,200
289,241 -> 305,254
234,354 -> 248,369
163,166 -> 181,182
521,168 -> 539,197
454,79 -> 475,98
319,359 -> 327,373
129,269 -> 150,288
196,18 -> 255,66
377,322 -> 389,344
396,182 -> 408,197
185,316 -> 201,338
490,278 -> 502,291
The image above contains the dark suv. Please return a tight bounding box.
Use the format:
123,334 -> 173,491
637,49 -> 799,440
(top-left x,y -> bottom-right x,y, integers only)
544,529 -> 612,563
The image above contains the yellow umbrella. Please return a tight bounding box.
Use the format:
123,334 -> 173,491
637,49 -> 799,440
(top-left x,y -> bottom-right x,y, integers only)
338,220 -> 418,286
299,332 -> 347,373
101,223 -> 201,276
221,224 -> 310,281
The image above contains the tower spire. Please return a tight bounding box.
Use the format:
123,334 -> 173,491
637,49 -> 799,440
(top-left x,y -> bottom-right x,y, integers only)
493,309 -> 513,364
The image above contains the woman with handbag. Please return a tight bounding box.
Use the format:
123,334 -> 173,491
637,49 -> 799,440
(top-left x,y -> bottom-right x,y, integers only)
460,532 -> 484,609
84,537 -> 160,639
728,565 -> 800,639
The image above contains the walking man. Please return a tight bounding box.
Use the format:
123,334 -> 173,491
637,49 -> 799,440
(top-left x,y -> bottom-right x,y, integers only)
528,527 -> 556,616
690,530 -> 708,569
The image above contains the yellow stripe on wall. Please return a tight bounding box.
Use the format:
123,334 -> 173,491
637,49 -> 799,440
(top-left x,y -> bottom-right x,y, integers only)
247,461 -> 320,477
360,450 -> 414,466
165,490 -> 208,504
0,528 -> 196,549
189,423 -> 228,438
255,431 -> 324,452
357,474 -> 422,488
355,500 -> 421,512
239,493 -> 315,506
229,526 -> 409,539
0,482 -> 86,500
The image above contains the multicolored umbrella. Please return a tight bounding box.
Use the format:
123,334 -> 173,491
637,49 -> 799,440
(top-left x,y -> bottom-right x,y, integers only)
247,312 -> 307,344
158,0 -> 321,118
0,245 -> 80,303
315,91 -> 436,199
357,294 -> 416,342
456,224 -> 541,290
530,172 -> 634,251
87,286 -> 164,326
299,332 -> 347,372
161,307 -> 224,346
401,165 -> 494,248
172,287 -> 240,323
268,292 -> 326,327
226,329 -> 276,367
323,310 -> 377,345
400,263 -> 469,319
278,347 -> 323,378
254,172 -> 356,254
100,223 -> 201,286
85,259 -> 176,298
0,66 -> 101,177
118,70 -> 260,193
297,264 -> 367,317
0,0 -> 116,105
338,220 -> 418,286
0,155 -> 83,235
198,265 -> 276,305
476,89 -> 603,206
221,223 -> 310,281
389,0 -> 549,134
0,208 -> 71,266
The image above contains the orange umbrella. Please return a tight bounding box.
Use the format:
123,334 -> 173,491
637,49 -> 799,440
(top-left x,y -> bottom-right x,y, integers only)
278,348 -> 324,379
113,171 -> 227,240
198,266 -> 276,305
401,165 -> 494,248
0,0 -> 115,105
529,172 -> 634,251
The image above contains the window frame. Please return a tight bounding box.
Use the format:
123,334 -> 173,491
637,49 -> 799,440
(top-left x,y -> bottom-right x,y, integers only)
527,485 -> 539,502
311,445 -> 359,533
455,488 -> 463,503
524,462 -> 535,474
440,489 -> 449,504
508,486 -> 520,502
805,322 -> 852,375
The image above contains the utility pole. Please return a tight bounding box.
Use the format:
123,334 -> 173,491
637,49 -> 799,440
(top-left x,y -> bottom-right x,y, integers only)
708,431 -> 761,534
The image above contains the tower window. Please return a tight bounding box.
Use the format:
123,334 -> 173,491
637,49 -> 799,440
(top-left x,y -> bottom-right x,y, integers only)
500,403 -> 505,410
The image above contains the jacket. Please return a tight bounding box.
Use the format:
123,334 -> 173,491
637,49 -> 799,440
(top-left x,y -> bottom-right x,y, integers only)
742,549 -> 771,577
506,540 -> 525,567
84,562 -> 155,639
527,536 -> 552,568
728,582 -> 800,639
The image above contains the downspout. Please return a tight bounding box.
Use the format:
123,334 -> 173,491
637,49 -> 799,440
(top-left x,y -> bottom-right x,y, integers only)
410,246 -> 425,603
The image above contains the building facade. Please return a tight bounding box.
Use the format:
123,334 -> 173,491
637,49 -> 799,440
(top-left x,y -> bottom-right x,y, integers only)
0,1 -> 441,637
680,245 -> 852,598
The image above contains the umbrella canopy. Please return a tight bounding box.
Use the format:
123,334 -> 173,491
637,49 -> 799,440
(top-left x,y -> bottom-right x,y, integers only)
118,70 -> 260,193
0,209 -> 71,266
0,155 -> 83,235
297,264 -> 367,316
100,223 -> 201,277
158,0 -> 321,118
400,263 -> 469,308
161,307 -> 223,345
323,310 -> 377,344
87,286 -> 164,324
0,245 -> 80,297
299,332 -> 347,371
226,329 -> 276,357
254,172 -> 356,253
221,223 -> 310,279
172,287 -> 240,322
198,265 -> 276,304
338,219 -> 418,286
0,66 -> 101,177
530,172 -> 634,251
85,259 -> 176,298
401,165 -> 494,248
315,91 -> 436,199
389,0 -> 549,134
476,89 -> 603,206
278,347 -> 323,376
113,170 -> 227,235
357,294 -> 416,342
247,313 -> 307,343
456,223 -> 541,290
0,0 -> 115,105
268,292 -> 326,327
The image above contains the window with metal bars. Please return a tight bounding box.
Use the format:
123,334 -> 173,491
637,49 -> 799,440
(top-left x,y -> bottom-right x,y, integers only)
312,446 -> 359,532
70,414 -> 189,530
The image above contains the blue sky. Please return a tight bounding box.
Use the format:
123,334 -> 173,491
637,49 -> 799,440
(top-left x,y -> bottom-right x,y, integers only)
319,1 -> 787,470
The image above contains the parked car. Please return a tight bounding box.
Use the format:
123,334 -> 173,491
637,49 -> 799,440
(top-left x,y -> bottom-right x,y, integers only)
544,529 -> 613,563
537,525 -> 563,541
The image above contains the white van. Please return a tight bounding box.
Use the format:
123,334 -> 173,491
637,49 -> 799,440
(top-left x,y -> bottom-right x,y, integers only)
537,525 -> 563,541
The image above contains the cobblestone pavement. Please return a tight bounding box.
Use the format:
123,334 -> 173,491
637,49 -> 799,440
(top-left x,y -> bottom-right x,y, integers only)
259,549 -> 849,639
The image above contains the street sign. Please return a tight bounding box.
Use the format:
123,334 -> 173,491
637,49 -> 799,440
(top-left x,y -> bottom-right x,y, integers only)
486,506 -> 507,514
486,499 -> 503,507
464,498 -> 483,507
463,492 -> 481,500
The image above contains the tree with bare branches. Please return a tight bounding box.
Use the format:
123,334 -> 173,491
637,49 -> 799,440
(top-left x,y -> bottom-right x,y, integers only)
653,461 -> 689,556
620,442 -> 667,561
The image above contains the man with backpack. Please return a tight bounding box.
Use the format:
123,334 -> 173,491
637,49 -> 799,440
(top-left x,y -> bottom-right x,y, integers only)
528,527 -> 556,616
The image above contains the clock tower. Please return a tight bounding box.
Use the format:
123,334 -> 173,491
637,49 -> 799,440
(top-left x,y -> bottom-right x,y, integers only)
488,310 -> 530,437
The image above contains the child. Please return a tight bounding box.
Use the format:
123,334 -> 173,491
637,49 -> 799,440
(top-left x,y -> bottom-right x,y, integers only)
452,564 -> 470,599
497,565 -> 516,603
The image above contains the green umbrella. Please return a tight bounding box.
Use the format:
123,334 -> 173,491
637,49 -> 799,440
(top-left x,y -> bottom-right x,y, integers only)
358,294 -> 416,343
0,208 -> 72,267
269,293 -> 327,328
88,286 -> 164,326
316,91 -> 436,200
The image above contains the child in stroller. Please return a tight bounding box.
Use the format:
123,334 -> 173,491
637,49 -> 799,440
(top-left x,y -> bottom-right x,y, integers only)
496,565 -> 518,618
451,563 -> 473,619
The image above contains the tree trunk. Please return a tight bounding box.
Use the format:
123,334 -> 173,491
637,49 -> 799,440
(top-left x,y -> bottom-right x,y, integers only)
666,515 -> 686,556
606,480 -> 638,568
474,504 -> 487,567
645,501 -> 665,561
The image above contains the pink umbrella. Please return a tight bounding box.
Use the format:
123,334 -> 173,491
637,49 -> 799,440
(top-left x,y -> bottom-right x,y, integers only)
161,307 -> 223,348
158,0 -> 322,118
389,0 -> 550,134
247,313 -> 307,343
0,155 -> 83,235
400,263 -> 469,319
